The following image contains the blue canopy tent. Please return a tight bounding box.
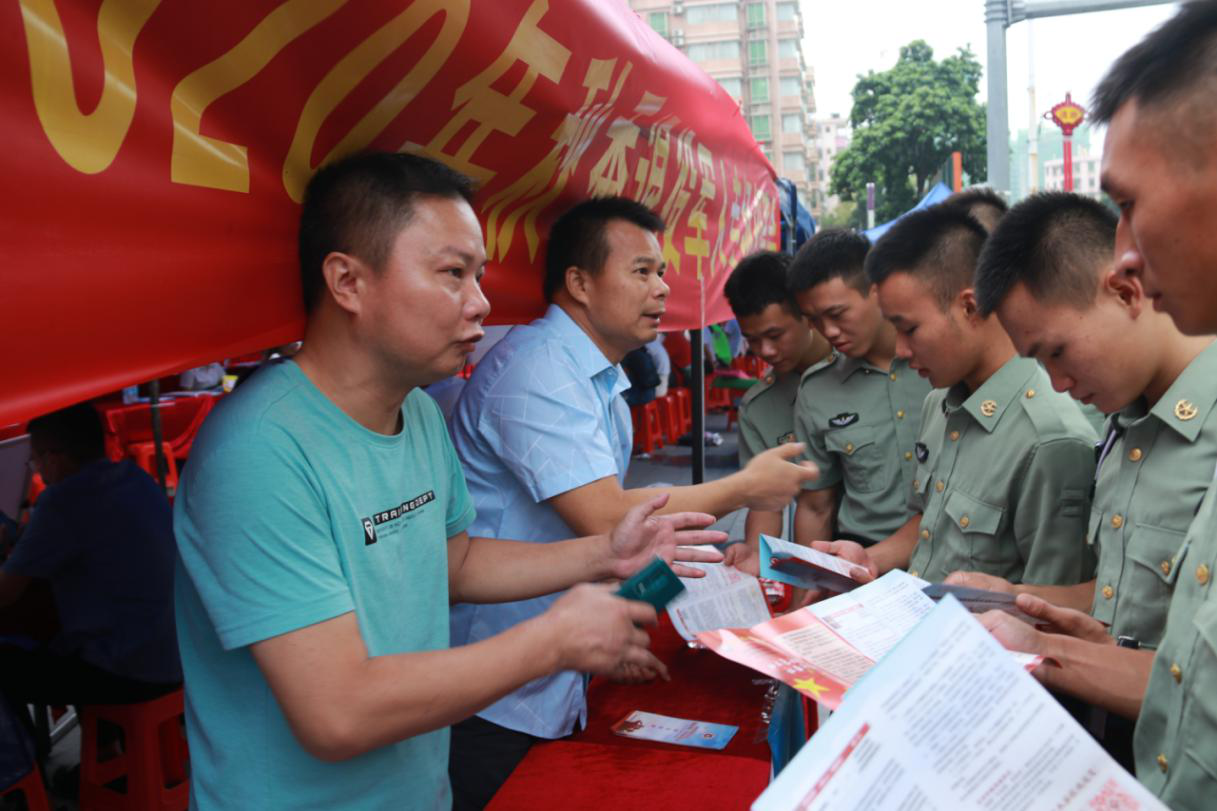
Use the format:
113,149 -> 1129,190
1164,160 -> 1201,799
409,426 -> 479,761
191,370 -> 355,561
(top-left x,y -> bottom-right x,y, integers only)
863,181 -> 953,242
777,177 -> 816,253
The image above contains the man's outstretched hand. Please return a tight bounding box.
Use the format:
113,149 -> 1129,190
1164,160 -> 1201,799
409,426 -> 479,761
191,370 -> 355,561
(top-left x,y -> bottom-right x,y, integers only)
607,494 -> 725,580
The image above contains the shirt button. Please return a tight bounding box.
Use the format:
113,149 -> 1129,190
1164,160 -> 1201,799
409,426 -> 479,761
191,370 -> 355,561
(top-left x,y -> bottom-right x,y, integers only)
896,409 -> 905,419
1157,754 -> 1168,773
913,479 -> 920,491
1111,514 -> 1124,529
1171,663 -> 1182,683
905,451 -> 913,461
959,515 -> 971,528
1198,564 -> 1211,585
935,481 -> 945,493
845,442 -> 855,454
1128,447 -> 1143,462
1161,560 -> 1172,576
909,570 -> 919,578
1025,389 -> 1036,399
920,529 -> 931,540
949,430 -> 960,441
1102,585 -> 1114,600
890,372 -> 897,381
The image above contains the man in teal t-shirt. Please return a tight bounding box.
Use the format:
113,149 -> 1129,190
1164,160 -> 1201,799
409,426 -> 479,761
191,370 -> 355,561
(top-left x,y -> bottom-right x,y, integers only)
173,152 -> 724,810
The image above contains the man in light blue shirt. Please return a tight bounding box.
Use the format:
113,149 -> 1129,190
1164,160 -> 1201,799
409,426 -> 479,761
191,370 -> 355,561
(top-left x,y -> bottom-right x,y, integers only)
449,197 -> 819,808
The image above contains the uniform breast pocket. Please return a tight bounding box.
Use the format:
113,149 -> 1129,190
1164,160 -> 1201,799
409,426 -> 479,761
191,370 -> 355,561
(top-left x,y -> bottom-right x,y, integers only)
824,425 -> 889,494
1122,524 -> 1186,643
943,490 -> 1006,570
1183,600 -> 1217,785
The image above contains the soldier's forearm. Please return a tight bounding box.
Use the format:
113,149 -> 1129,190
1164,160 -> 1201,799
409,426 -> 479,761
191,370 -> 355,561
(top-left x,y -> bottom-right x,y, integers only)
1037,635 -> 1154,719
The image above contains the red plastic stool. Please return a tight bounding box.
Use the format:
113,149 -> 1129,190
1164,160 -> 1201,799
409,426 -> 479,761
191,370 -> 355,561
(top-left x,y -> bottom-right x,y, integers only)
657,394 -> 683,444
630,400 -> 666,454
79,688 -> 189,811
2,768 -> 51,811
128,441 -> 179,496
671,387 -> 692,434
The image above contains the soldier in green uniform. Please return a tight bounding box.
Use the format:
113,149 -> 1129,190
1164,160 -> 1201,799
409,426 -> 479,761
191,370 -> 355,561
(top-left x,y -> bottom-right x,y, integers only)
976,6 -> 1217,805
720,252 -> 832,565
820,205 -> 1097,585
786,229 -> 932,548
947,192 -> 1216,651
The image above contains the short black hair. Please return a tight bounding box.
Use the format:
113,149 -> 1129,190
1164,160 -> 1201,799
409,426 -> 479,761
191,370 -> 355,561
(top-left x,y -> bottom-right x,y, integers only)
944,186 -> 1008,234
28,403 -> 105,463
864,205 -> 988,309
298,151 -> 477,313
543,197 -> 665,302
974,192 -> 1116,317
723,251 -> 801,319
1092,1 -> 1217,124
787,228 -> 871,295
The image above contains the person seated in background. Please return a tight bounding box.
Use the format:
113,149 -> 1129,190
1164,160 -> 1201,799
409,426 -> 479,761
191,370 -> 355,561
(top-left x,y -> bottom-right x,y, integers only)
719,250 -> 833,570
0,404 -> 181,761
946,191 -> 1216,766
821,204 -> 1097,586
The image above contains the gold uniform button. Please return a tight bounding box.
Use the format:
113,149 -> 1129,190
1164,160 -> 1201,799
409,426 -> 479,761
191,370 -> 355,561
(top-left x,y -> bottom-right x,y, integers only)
890,372 -> 897,381
949,430 -> 960,441
1161,560 -> 1172,576
959,515 -> 971,528
905,451 -> 913,461
1176,399 -> 1198,421
1128,447 -> 1143,462
1157,754 -> 1168,773
1102,585 -> 1114,600
935,481 -> 945,493
1111,514 -> 1124,529
896,409 -> 905,419
920,529 -> 930,540
909,570 -> 919,578
1025,389 -> 1036,399
845,442 -> 855,455
980,399 -> 998,417
913,479 -> 920,491
1171,663 -> 1182,684
1198,563 -> 1211,585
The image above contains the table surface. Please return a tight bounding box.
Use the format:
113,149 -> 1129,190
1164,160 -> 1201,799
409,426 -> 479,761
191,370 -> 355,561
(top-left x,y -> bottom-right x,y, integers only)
487,614 -> 774,809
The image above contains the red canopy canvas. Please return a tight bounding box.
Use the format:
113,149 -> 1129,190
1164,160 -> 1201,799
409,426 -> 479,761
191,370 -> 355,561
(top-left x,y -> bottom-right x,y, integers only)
1,0 -> 778,425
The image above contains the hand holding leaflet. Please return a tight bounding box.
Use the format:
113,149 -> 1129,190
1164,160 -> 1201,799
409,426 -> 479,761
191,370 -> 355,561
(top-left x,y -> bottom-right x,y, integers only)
759,534 -> 869,593
752,596 -> 1165,811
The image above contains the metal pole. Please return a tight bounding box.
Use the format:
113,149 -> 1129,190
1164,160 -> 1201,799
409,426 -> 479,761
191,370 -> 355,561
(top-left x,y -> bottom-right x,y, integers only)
985,0 -> 1011,194
865,182 -> 875,230
1017,0 -> 1174,21
149,379 -> 167,493
690,328 -> 705,484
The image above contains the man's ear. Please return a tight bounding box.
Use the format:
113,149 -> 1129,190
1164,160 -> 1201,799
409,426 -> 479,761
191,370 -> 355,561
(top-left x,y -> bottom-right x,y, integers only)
565,265 -> 592,307
320,252 -> 366,315
958,287 -> 981,322
1106,265 -> 1146,319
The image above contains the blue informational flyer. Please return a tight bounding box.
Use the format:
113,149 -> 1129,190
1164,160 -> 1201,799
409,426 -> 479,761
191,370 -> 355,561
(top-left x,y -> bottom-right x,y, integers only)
759,534 -> 866,593
611,711 -> 738,750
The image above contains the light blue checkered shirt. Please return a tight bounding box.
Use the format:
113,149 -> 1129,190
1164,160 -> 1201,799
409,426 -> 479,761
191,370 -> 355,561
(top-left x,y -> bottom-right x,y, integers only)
449,304 -> 633,738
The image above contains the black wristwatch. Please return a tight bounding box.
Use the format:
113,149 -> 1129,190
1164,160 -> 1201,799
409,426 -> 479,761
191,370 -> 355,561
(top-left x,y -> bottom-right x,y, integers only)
1116,635 -> 1141,649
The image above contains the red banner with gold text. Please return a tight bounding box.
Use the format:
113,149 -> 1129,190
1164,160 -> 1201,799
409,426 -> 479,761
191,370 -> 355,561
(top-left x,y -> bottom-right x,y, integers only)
0,0 -> 777,425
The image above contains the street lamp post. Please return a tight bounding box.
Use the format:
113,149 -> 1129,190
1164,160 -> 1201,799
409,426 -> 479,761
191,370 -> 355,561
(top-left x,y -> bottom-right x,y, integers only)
1046,92 -> 1086,192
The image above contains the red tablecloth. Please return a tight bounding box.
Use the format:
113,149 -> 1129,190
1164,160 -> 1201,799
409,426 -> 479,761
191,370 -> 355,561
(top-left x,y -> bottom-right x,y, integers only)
487,615 -> 773,809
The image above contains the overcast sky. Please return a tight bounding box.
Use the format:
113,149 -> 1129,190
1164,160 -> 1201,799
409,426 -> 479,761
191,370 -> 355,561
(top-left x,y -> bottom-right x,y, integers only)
800,0 -> 1180,151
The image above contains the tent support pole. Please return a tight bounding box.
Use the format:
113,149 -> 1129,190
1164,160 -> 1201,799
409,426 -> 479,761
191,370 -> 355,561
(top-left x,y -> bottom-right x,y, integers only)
149,379 -> 168,493
690,328 -> 705,484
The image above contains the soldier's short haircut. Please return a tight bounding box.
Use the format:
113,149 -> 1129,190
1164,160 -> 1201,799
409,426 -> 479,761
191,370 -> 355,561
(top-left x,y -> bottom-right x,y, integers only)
1092,1 -> 1217,126
787,229 -> 871,295
944,186 -> 1009,234
723,251 -> 801,318
974,192 -> 1116,317
863,205 -> 988,309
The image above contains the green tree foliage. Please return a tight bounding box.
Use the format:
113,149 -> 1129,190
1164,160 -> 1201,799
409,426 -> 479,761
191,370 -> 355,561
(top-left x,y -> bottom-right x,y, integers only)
830,41 -> 986,223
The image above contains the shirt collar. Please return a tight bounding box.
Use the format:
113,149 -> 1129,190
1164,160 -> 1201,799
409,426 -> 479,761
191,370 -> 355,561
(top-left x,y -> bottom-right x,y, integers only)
1141,339 -> 1217,442
539,303 -> 629,395
839,353 -> 907,381
943,355 -> 1036,433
